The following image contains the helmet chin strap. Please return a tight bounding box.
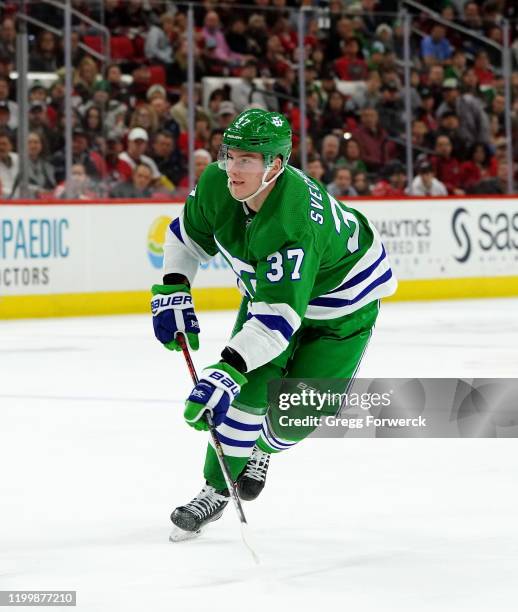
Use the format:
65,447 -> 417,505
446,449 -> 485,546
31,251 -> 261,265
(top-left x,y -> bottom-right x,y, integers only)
227,165 -> 285,203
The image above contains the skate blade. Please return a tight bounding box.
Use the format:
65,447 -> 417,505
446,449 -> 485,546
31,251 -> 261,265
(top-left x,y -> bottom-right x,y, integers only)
169,525 -> 203,542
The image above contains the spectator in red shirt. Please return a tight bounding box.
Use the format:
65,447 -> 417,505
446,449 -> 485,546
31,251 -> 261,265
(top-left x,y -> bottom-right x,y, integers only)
371,160 -> 407,197
334,38 -> 368,81
430,135 -> 464,195
460,142 -> 497,192
352,107 -> 397,172
473,51 -> 495,86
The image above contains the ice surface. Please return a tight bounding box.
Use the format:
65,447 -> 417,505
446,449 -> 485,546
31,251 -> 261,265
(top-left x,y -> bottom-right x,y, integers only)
1,299 -> 517,611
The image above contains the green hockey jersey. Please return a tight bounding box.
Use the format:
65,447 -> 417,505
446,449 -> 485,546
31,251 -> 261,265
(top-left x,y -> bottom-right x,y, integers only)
163,163 -> 397,371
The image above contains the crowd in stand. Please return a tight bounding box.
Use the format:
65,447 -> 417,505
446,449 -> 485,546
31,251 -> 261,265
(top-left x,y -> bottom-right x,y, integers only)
0,0 -> 517,200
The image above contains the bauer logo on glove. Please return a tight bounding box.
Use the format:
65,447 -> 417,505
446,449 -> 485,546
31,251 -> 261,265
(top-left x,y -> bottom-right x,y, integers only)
184,363 -> 247,431
151,284 -> 200,351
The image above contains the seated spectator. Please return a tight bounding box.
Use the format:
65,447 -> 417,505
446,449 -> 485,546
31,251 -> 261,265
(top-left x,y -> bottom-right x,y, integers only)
226,17 -> 260,57
52,128 -> 106,183
321,90 -> 351,134
375,23 -> 394,54
489,94 -> 505,136
320,134 -> 343,184
208,128 -> 224,162
150,131 -> 185,188
168,35 -> 207,87
105,64 -> 130,104
471,161 -> 514,195
170,84 -> 208,133
205,88 -> 225,130
460,142 -> 497,192
289,134 -> 316,170
436,78 -> 490,148
445,49 -> 467,82
376,81 -> 404,138
147,91 -> 180,139
193,149 -> 212,183
29,82 -> 50,109
0,76 -> 17,130
29,31 -> 60,72
0,18 -> 16,64
118,127 -> 161,182
145,12 -> 175,65
493,137 -> 508,165
177,114 -> 211,158
424,65 -> 445,110
217,101 -> 237,130
327,167 -> 358,198
129,104 -> 159,138
334,37 -> 368,81
262,35 -> 287,77
74,56 -> 100,103
83,81 -> 128,136
371,160 -> 407,197
53,163 -> 99,199
27,132 -> 56,198
83,106 -> 104,141
352,107 -> 397,172
473,51 -> 495,86
0,129 -> 18,198
201,10 -> 244,73
119,0 -> 146,28
352,170 -> 372,196
460,68 -> 480,96
0,102 -> 14,141
272,62 -> 298,114
175,149 -> 212,195
232,59 -> 270,113
102,133 -> 129,193
306,155 -> 325,183
28,100 -> 59,152
420,24 -> 453,66
341,137 -> 368,174
290,91 -> 322,143
111,163 -> 156,199
436,111 -> 465,158
407,160 -> 447,196
245,13 -> 268,58
430,135 -> 464,195
460,1 -> 484,41
412,119 -> 434,153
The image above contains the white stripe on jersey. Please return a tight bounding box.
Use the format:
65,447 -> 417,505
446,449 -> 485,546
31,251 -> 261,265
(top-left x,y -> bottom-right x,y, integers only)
305,221 -> 397,319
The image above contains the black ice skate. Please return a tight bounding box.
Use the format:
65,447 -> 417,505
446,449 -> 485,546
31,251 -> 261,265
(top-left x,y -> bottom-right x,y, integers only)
169,483 -> 229,542
237,446 -> 270,501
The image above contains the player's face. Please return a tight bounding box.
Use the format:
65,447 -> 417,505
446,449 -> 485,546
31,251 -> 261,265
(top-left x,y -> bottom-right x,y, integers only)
225,149 -> 266,200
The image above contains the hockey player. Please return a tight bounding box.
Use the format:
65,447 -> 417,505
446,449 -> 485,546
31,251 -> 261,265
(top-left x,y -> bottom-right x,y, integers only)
151,109 -> 397,540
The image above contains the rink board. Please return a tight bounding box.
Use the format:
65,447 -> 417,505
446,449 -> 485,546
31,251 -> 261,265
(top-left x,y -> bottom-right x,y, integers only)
1,197 -> 517,318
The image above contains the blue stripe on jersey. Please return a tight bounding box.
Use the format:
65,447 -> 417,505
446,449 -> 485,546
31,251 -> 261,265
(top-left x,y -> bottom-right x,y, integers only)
216,432 -> 257,448
223,416 -> 263,432
309,269 -> 393,308
246,313 -> 294,342
328,246 -> 386,294
263,418 -> 296,448
170,218 -> 184,244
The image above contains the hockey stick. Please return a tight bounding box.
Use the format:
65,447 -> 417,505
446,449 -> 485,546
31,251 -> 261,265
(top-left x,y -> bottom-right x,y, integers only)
177,332 -> 260,564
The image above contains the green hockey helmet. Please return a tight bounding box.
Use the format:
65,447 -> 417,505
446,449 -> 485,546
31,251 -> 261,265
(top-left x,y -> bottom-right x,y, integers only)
219,109 -> 292,170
